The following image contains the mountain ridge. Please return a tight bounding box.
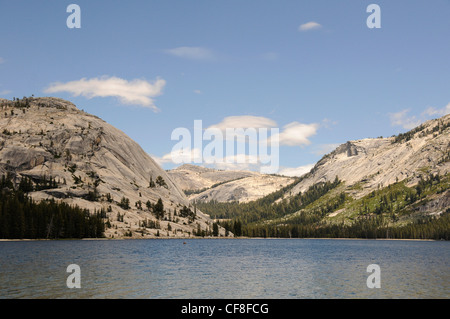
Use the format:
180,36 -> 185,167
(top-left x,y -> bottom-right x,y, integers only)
292,114 -> 450,197
197,114 -> 450,239
167,164 -> 296,203
0,97 -> 227,238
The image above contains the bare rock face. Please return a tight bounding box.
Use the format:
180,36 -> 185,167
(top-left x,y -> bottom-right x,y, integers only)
0,97 -> 227,238
168,164 -> 296,203
414,190 -> 450,214
291,114 -> 450,198
167,164 -> 258,192
334,141 -> 366,157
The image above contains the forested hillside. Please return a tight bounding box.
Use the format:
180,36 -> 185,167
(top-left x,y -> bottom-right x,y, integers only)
197,114 -> 449,240
198,170 -> 449,240
0,174 -> 105,239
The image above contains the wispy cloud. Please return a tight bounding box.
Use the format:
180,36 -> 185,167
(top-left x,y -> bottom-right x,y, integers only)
165,46 -> 215,60
0,90 -> 11,95
44,76 -> 166,111
298,21 -> 322,32
313,143 -> 341,156
156,115 -> 321,173
154,149 -> 263,172
0,57 -> 5,64
208,115 -> 277,132
321,118 -> 338,129
389,103 -> 450,130
422,103 -> 450,117
209,116 -> 319,147
211,154 -> 262,172
389,109 -> 421,130
153,148 -> 203,166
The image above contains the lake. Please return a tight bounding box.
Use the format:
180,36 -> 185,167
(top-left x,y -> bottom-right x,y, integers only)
0,238 -> 448,299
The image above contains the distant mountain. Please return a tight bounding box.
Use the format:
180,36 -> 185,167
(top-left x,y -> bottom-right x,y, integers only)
198,114 -> 450,239
0,97 -> 227,238
168,164 -> 296,203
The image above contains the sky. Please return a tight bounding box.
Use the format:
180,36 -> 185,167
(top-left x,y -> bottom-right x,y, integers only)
0,0 -> 449,176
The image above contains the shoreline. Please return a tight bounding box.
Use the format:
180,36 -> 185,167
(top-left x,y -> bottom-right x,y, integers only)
0,237 -> 441,242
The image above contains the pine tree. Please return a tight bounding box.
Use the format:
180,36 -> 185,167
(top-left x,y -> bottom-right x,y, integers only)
149,176 -> 156,188
153,198 -> 165,219
155,176 -> 167,188
119,197 -> 130,210
212,222 -> 219,237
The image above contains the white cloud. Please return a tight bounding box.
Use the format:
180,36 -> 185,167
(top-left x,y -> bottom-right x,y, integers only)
422,103 -> 450,117
279,164 -> 315,177
209,116 -> 319,147
388,109 -> 421,130
154,149 -> 264,172
389,103 -> 450,130
44,76 -> 165,111
313,143 -> 341,156
208,115 -> 277,132
153,148 -> 203,166
275,122 -> 319,146
155,116 -> 321,173
165,47 -> 215,60
208,116 -> 279,148
0,90 -> 11,95
298,21 -> 322,32
193,89 -> 202,94
151,154 -> 169,167
0,57 -> 4,64
212,154 -> 262,172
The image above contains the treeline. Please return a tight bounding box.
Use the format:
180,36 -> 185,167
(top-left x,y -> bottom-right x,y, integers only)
16,175 -> 59,192
124,195 -> 197,223
356,173 -> 444,217
392,118 -> 450,144
0,174 -> 105,239
236,210 -> 450,240
217,173 -> 449,240
0,96 -> 33,109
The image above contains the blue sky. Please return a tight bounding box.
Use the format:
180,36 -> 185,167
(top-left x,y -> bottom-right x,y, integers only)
1,0 -> 449,175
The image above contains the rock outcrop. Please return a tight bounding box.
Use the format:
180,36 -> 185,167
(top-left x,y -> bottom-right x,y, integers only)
0,97 -> 227,238
291,114 -> 450,198
168,164 -> 296,203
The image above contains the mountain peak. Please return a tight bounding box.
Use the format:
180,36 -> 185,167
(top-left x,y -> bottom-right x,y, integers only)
294,113 -> 450,196
1,96 -> 80,112
0,96 -> 227,238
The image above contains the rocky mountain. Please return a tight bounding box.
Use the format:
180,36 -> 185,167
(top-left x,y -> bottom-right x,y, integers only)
167,164 -> 295,203
198,114 -> 450,239
167,164 -> 258,193
0,97 -> 227,238
290,114 -> 450,198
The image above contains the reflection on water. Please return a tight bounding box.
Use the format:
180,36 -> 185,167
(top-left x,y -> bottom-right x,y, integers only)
0,239 -> 448,298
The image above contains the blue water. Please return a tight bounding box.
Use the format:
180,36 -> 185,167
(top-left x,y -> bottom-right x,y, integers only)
0,239 -> 448,298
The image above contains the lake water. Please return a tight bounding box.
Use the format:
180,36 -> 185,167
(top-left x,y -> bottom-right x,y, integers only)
0,239 -> 448,299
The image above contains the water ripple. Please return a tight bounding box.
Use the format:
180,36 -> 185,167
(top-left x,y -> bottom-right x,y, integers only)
0,239 -> 448,299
